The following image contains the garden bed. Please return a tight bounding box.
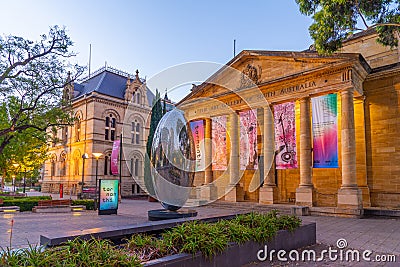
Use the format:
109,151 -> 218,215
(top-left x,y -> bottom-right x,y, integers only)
144,223 -> 316,267
2,211 -> 315,267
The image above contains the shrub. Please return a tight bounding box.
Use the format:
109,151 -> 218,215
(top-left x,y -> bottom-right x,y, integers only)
0,238 -> 141,267
72,199 -> 95,210
124,211 -> 302,262
0,196 -> 51,211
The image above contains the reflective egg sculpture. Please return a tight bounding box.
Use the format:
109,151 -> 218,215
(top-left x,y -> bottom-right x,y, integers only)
151,109 -> 195,211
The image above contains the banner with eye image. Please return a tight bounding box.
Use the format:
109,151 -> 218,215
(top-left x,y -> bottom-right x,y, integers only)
211,115 -> 227,170
274,102 -> 298,169
239,109 -> 258,170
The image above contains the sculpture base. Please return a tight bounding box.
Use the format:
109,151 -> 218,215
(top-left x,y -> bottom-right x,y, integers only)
148,209 -> 198,221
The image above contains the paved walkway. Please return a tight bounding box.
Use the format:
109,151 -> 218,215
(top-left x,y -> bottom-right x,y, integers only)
0,198 -> 399,266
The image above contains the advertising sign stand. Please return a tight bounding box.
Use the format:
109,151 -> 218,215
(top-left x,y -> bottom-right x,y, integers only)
98,179 -> 119,215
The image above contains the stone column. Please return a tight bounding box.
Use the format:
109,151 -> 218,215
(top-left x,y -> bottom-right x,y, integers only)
296,97 -> 315,206
200,118 -> 217,200
259,106 -> 278,204
337,88 -> 363,214
225,112 -> 240,202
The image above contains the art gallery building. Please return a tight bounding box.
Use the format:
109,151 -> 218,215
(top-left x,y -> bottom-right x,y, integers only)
179,30 -> 400,216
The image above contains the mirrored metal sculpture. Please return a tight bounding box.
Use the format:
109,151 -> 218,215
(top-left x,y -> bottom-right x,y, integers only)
150,108 -> 196,212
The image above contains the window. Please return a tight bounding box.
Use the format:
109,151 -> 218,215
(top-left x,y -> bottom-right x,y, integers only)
50,155 -> 56,177
74,156 -> 80,176
105,114 -> 116,141
130,156 -> 141,177
104,153 -> 112,175
104,155 -> 108,175
131,120 -> 140,144
136,93 -> 141,104
62,126 -> 68,144
132,184 -> 141,194
60,152 -> 67,176
75,116 -> 81,142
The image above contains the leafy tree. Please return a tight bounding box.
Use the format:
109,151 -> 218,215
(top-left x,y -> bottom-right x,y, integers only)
144,89 -> 163,196
0,25 -> 84,154
296,0 -> 400,54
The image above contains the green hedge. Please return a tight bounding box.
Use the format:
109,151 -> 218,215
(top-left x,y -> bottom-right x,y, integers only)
72,199 -> 95,210
0,195 -> 51,201
1,199 -> 39,212
0,196 -> 51,211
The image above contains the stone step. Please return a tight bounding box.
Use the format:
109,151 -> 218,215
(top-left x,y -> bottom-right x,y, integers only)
207,201 -> 293,215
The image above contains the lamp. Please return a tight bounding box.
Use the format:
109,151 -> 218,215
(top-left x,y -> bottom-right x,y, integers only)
11,175 -> 15,192
12,163 -> 19,193
81,153 -> 89,199
92,152 -> 103,210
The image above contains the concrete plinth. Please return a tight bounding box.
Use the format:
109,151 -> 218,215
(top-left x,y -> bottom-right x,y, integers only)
225,184 -> 244,202
295,186 -> 315,207
259,186 -> 278,204
200,184 -> 218,201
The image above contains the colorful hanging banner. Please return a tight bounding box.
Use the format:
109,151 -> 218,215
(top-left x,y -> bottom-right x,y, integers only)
111,140 -> 120,175
212,115 -> 227,170
239,109 -> 258,170
274,102 -> 298,169
312,94 -> 338,168
190,120 -> 205,171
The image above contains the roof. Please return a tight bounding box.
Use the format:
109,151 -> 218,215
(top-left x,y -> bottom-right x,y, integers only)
73,66 -> 155,106
178,49 -> 370,105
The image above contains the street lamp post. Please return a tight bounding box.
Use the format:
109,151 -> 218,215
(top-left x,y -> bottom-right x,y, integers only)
81,153 -> 89,199
23,168 -> 26,193
11,175 -> 15,192
92,153 -> 103,210
12,163 -> 19,193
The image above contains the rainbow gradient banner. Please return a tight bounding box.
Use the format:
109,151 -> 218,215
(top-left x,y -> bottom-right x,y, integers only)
312,94 -> 338,168
190,120 -> 205,171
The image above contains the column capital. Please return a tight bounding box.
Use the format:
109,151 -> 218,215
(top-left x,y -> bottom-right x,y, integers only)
298,96 -> 311,103
340,87 -> 354,95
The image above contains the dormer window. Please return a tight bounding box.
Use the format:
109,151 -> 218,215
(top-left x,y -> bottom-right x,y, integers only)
136,93 -> 141,104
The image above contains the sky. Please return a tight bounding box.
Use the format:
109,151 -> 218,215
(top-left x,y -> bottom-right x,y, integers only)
0,0 -> 314,101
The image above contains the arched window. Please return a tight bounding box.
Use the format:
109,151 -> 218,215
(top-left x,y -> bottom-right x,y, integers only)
105,114 -> 116,141
62,126 -> 68,144
104,152 -> 112,175
75,115 -> 81,142
131,119 -> 140,144
50,155 -> 57,177
130,156 -> 141,177
73,152 -> 80,176
136,93 -> 141,104
60,152 -> 67,176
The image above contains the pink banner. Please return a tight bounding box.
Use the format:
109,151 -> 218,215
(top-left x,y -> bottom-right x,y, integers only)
212,115 -> 227,170
239,109 -> 258,170
274,102 -> 297,169
111,140 -> 120,175
190,120 -> 205,171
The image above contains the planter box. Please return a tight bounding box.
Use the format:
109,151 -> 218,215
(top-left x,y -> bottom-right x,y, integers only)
144,222 -> 316,267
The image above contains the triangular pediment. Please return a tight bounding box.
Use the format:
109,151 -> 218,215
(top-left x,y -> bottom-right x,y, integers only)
181,50 -> 362,101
